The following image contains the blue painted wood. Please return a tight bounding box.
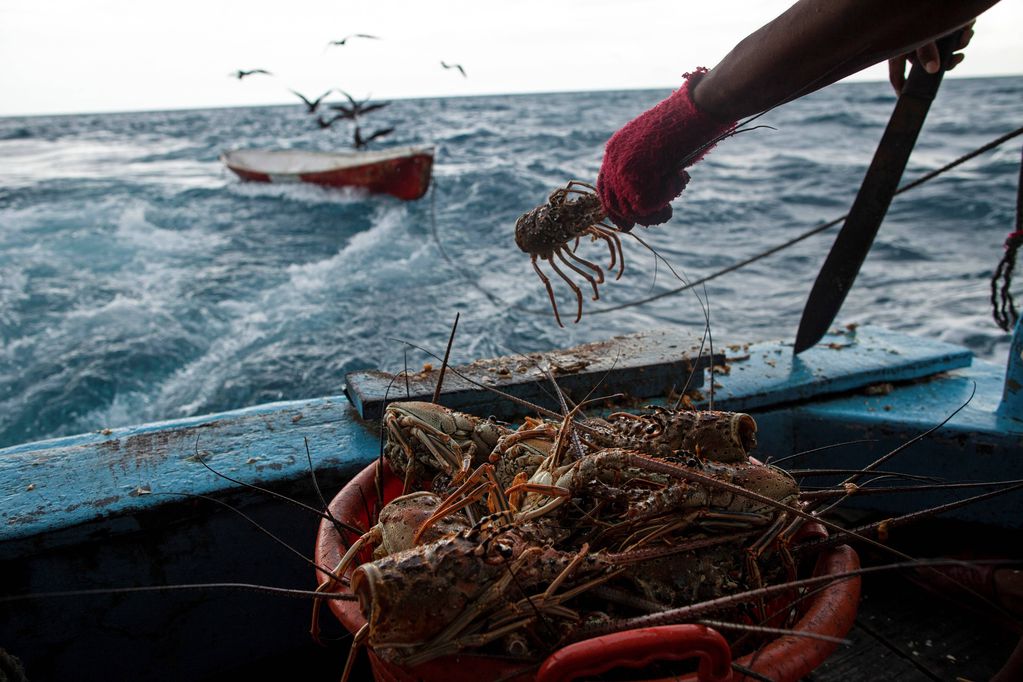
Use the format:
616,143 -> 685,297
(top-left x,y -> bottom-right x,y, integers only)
0,325 -> 980,552
770,361 -> 1023,527
997,316 -> 1023,421
695,325 -> 973,412
0,395 -> 380,552
345,329 -> 718,420
0,396 -> 379,681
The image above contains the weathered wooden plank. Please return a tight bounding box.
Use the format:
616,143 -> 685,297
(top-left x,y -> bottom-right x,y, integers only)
702,325 -> 973,413
751,343 -> 1023,527
0,395 -> 379,552
344,329 -> 719,420
0,325 -> 990,551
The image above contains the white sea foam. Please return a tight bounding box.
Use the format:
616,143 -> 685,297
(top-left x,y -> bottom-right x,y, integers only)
0,137 -> 200,188
113,202 -> 227,253
227,179 -> 378,206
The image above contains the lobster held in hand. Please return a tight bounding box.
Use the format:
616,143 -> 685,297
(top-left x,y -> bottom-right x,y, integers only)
515,180 -> 627,326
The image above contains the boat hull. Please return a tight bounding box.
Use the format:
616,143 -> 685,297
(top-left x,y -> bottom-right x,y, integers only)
222,146 -> 434,200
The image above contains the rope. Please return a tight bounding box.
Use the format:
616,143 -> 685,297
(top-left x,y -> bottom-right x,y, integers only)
428,175 -> 507,308
591,124 -> 1023,315
428,125 -> 1023,317
991,146 -> 1023,331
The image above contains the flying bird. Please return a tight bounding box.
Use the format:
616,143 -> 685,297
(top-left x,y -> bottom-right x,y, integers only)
316,114 -> 345,129
327,34 -> 380,47
231,69 -> 273,79
327,103 -> 357,121
329,91 -> 391,119
440,61 -> 467,78
353,125 -> 395,150
290,89 -> 334,113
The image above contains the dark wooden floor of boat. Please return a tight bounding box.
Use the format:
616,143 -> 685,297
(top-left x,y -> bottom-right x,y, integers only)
807,571 -> 1019,681
225,519 -> 1022,681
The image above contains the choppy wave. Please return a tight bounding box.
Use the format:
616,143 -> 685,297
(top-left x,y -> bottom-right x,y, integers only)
0,77 -> 1021,447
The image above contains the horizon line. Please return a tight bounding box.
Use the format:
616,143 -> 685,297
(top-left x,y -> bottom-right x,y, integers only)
2,73 -> 1021,119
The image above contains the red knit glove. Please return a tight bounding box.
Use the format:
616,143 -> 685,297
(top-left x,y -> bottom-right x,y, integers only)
597,68 -> 736,230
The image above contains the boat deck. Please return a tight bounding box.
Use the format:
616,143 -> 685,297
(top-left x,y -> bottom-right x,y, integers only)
809,517 -> 1022,682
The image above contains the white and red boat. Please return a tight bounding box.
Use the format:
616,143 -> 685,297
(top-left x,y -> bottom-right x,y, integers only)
220,145 -> 434,200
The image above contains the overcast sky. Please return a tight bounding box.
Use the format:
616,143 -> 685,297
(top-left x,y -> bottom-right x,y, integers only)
2,0 -> 1020,117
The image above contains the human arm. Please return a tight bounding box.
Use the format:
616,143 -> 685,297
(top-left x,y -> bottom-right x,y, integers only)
692,0 -> 993,119
597,0 -> 999,229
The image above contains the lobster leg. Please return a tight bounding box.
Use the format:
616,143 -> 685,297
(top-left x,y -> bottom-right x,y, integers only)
555,248 -> 601,301
593,227 -> 619,274
561,244 -> 606,284
490,424 -> 559,462
413,464 -> 510,544
531,255 -> 565,327
565,179 -> 598,193
743,511 -> 803,623
546,255 -> 585,323
311,526 -> 382,645
595,224 -> 626,280
404,617 -> 537,668
385,412 -> 467,478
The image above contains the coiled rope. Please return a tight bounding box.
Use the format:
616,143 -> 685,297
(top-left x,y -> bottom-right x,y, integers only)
990,145 -> 1023,331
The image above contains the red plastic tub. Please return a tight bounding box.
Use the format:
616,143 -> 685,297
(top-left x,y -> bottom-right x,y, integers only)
315,461 -> 861,682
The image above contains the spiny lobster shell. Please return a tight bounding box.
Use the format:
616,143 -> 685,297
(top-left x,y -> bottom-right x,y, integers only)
373,492 -> 470,559
351,523 -> 605,662
514,190 -> 606,256
598,409 -> 758,463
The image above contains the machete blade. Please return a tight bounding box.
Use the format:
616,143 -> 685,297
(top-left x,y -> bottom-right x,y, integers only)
793,33 -> 962,354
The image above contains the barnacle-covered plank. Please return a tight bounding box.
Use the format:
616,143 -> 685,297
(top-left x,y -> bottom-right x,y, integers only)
344,329 -> 721,420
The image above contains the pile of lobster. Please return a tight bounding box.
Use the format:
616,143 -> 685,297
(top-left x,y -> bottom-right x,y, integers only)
315,396 -> 856,675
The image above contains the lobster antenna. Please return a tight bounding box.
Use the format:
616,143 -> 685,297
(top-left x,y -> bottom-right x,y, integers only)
433,312 -> 460,403
802,482 -> 1023,555
789,467 -> 939,483
0,583 -> 360,603
705,285 -> 715,411
190,435 -> 362,537
769,439 -> 878,466
404,348 -> 410,398
387,338 -> 623,444
674,324 -> 708,410
573,558 -> 1021,640
698,618 -> 849,645
389,338 -> 564,420
539,362 -> 580,457
153,492 -> 343,581
618,229 -> 715,413
815,384 -> 977,516
303,436 -> 346,540
496,343 -> 625,420
377,368 -> 414,508
799,478 -> 1023,500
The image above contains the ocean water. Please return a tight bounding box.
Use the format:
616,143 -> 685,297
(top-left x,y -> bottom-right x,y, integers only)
0,77 -> 1020,449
